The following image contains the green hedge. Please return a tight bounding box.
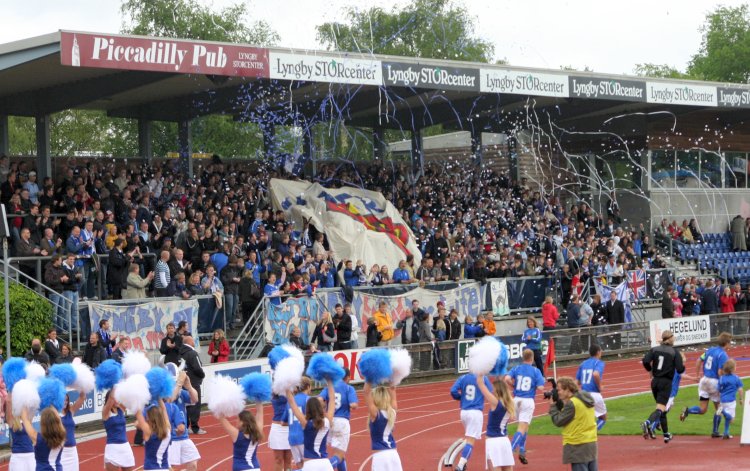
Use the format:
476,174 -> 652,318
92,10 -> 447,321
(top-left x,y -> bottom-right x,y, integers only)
0,281 -> 53,357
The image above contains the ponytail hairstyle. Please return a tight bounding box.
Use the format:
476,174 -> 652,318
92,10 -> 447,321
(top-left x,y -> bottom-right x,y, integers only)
492,379 -> 515,419
371,385 -> 396,429
304,395 -> 326,430
40,406 -> 66,449
238,410 -> 264,442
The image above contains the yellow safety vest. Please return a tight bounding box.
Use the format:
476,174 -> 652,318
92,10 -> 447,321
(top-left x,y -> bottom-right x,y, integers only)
562,396 -> 597,445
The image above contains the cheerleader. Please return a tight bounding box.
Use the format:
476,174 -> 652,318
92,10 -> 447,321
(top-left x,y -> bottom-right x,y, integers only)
216,401 -> 264,471
286,379 -> 336,471
102,390 -> 135,471
60,392 -> 86,471
363,383 -> 402,471
6,393 -> 35,471
288,377 -> 313,469
476,375 -> 516,471
135,399 -> 171,471
21,406 -> 66,471
269,393 -> 292,471
167,372 -> 201,471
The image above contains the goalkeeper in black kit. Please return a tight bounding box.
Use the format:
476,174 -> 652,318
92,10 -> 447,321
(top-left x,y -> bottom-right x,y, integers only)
641,329 -> 685,443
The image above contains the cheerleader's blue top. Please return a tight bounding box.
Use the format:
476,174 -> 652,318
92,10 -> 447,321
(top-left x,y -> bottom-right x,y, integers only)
369,410 -> 397,450
272,395 -> 289,422
486,402 -> 510,438
143,432 -> 170,470
10,425 -> 34,453
233,432 -> 261,471
34,434 -> 63,471
303,418 -> 329,459
62,410 -> 76,447
104,409 -> 128,444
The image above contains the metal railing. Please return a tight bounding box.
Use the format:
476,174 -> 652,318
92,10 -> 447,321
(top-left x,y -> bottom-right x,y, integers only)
230,298 -> 267,361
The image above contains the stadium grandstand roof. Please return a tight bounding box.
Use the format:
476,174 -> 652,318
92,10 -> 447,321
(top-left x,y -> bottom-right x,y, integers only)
3,30 -> 750,130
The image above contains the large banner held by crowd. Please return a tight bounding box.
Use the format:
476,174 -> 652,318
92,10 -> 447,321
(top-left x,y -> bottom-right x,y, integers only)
646,269 -> 673,299
88,299 -> 199,351
269,179 -> 422,273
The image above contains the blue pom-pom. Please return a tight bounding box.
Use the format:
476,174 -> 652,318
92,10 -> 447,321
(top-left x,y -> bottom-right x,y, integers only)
49,364 -> 77,387
145,367 -> 175,400
38,378 -> 66,411
306,353 -> 345,382
95,360 -> 123,390
268,346 -> 290,370
240,373 -> 272,402
490,340 -> 510,376
358,349 -> 392,385
3,358 -> 27,393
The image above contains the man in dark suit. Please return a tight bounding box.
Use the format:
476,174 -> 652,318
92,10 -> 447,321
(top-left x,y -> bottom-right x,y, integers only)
605,290 -> 625,349
180,335 -> 206,434
107,239 -> 129,300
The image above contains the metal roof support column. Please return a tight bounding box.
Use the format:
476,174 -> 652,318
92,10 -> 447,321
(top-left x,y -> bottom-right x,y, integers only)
410,128 -> 423,179
178,120 -> 193,178
138,118 -> 152,163
262,123 -> 276,160
373,126 -> 386,162
34,115 -> 51,180
471,126 -> 483,166
0,115 -> 8,156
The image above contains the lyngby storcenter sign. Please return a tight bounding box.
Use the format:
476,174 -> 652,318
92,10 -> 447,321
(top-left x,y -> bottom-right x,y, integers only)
382,62 -> 479,91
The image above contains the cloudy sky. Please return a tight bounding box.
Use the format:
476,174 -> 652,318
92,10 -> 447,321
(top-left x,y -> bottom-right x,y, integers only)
1,0 -> 746,75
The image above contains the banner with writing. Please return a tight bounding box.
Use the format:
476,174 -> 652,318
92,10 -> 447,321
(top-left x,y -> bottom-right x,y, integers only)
489,279 -> 510,316
88,299 -> 199,351
455,334 -> 550,374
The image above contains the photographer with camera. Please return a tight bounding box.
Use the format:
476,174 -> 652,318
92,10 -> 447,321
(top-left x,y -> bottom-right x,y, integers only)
548,377 -> 598,471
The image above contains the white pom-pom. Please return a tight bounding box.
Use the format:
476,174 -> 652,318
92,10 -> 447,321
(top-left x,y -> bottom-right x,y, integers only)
468,337 -> 502,376
72,363 -> 95,394
12,379 -> 40,417
207,374 -> 246,418
282,344 -> 304,363
272,356 -> 305,395
25,362 -> 46,382
114,374 -> 151,413
122,350 -> 151,378
389,349 -> 412,386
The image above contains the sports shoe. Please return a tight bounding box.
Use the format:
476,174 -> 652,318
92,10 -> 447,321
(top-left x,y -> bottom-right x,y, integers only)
518,453 -> 528,465
679,407 -> 689,422
641,421 -> 655,439
723,434 -> 733,439
663,433 -> 672,443
194,428 -> 207,435
711,432 -> 722,438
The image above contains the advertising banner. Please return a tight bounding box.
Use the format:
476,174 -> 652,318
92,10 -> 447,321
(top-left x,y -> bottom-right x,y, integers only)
382,62 -> 480,91
649,315 -> 711,347
717,87 -> 750,108
329,348 -> 369,384
568,76 -> 646,102
489,279 -> 510,316
88,299 -> 199,351
455,334 -> 549,374
481,69 -> 568,97
269,52 -> 381,85
647,81 -> 717,107
60,31 -> 268,77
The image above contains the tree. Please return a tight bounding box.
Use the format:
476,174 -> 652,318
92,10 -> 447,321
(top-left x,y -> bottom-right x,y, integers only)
316,0 -> 494,62
118,0 -> 280,158
120,0 -> 278,45
633,63 -> 690,79
688,5 -> 750,82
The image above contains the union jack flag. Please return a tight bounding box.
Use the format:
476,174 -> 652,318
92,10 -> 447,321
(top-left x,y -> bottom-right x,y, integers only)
627,269 -> 647,300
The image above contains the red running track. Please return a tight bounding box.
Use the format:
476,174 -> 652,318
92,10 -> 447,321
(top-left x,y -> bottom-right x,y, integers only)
5,346 -> 750,470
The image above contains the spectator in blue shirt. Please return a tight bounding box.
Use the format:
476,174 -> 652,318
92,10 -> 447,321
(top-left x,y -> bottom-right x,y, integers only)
264,271 -> 287,306
522,316 -> 544,373
342,260 -> 360,287
392,260 -> 412,284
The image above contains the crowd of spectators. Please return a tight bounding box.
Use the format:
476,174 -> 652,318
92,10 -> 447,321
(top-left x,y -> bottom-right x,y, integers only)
661,276 -> 750,319
0,154 -> 674,340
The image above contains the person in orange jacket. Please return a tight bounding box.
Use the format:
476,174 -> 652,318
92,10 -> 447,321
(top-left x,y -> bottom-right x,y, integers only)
373,301 -> 395,346
480,313 -> 496,336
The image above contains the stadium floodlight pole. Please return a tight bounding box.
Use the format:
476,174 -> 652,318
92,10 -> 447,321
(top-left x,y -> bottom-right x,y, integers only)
3,237 -> 10,357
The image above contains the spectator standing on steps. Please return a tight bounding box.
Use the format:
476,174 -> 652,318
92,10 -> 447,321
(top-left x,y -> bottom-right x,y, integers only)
154,250 -> 172,297
160,322 -> 182,365
180,335 -> 206,435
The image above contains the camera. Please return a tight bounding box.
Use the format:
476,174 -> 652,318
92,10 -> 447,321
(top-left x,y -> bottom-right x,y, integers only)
543,377 -> 558,402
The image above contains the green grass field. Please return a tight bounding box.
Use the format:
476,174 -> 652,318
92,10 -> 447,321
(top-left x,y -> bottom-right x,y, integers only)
509,379 -> 749,436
